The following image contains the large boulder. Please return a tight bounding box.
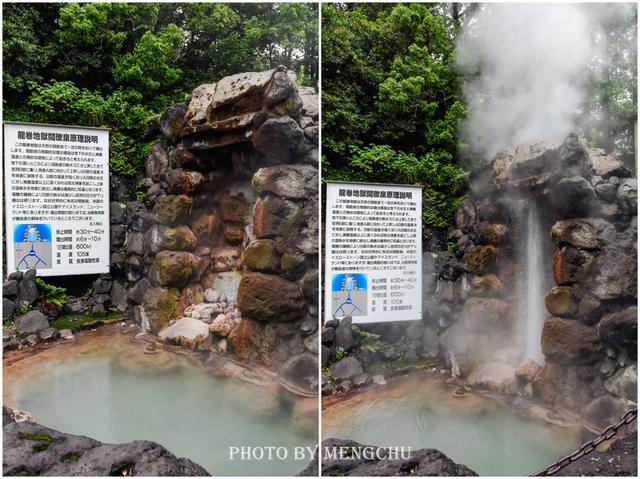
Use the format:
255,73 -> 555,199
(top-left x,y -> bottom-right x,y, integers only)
159,105 -> 186,142
603,365 -> 637,402
278,352 -> 318,394
141,287 -> 180,333
598,307 -> 637,359
462,246 -> 497,274
253,194 -> 302,239
550,218 -> 616,250
468,362 -> 517,395
236,272 -> 305,322
252,164 -> 318,200
544,286 -> 578,317
243,239 -> 279,272
552,246 -> 594,286
307,438 -> 478,477
146,225 -> 197,253
15,310 -> 49,336
158,317 -> 210,350
590,148 -> 632,179
145,143 -> 169,180
2,420 -> 210,476
152,251 -> 198,287
541,317 -> 602,364
616,178 -> 637,216
549,176 -> 595,218
330,357 -> 363,381
251,117 -> 304,165
152,195 -> 193,226
461,297 -> 508,325
589,244 -> 636,300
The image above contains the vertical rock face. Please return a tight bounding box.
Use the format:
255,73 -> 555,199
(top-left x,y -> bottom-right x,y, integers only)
127,67 -> 318,369
436,134 -> 637,411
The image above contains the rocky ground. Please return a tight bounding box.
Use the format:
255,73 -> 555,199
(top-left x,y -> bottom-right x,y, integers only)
2,408 -> 209,476
299,438 -> 477,476
553,434 -> 637,476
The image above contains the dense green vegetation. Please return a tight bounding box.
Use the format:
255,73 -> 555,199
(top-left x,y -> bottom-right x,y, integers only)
3,2 -> 318,176
321,3 -> 469,229
322,3 -> 637,231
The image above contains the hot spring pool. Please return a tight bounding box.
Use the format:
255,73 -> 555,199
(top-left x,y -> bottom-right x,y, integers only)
322,377 -> 583,476
3,327 -> 317,476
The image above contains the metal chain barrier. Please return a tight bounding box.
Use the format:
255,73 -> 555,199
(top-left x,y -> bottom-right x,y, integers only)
531,408 -> 637,476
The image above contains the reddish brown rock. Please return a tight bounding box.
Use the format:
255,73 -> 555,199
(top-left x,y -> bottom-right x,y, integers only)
541,317 -> 602,364
191,209 -> 221,243
515,359 -> 543,383
470,274 -> 503,297
223,222 -> 244,245
219,192 -> 249,223
167,169 -> 203,194
253,195 -> 301,239
461,297 -> 508,324
177,283 -> 204,317
532,361 -> 566,404
237,272 -> 305,322
552,246 -> 594,286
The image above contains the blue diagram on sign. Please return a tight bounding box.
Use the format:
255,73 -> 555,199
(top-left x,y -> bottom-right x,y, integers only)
332,273 -> 368,317
13,224 -> 53,270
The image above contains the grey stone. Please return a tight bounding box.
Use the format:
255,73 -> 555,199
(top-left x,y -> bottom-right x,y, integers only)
278,352 -> 318,394
15,310 -> 49,336
39,327 -> 59,341
111,224 -> 126,247
307,438 -> 478,477
126,232 -> 145,256
110,281 -> 128,313
352,373 -> 370,387
604,365 -> 637,402
321,345 -> 331,367
159,105 -> 186,142
25,334 -> 39,346
252,116 -> 304,165
304,331 -> 319,354
334,316 -> 354,351
252,164 -> 318,200
3,280 -> 19,297
298,86 -> 318,119
3,298 -> 16,321
3,328 -> 16,340
372,374 -> 387,385
110,201 -> 126,224
145,142 -> 170,181
128,278 -> 152,305
17,279 -> 39,306
421,327 -> 440,358
60,329 -> 74,339
23,269 -> 36,281
337,380 -> 353,393
330,357 -> 363,381
8,272 -> 23,281
93,277 -> 112,294
204,288 -> 221,303
616,178 -> 637,216
549,176 -> 596,218
595,182 -> 618,202
2,420 -> 210,476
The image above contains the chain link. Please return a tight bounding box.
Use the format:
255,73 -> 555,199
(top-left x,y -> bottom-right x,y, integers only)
531,408 -> 637,476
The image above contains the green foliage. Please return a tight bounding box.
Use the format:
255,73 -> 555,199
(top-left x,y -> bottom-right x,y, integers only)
322,3 -> 468,231
17,304 -> 33,315
334,347 -> 347,361
324,144 -> 466,228
3,3 -> 319,177
35,278 -> 67,308
50,313 -> 122,332
351,325 -> 381,353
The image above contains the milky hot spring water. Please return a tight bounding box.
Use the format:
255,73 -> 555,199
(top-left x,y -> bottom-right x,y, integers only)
3,329 -> 316,476
322,378 -> 583,476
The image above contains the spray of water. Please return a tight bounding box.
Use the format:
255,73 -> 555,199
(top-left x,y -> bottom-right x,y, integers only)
523,203 -> 546,363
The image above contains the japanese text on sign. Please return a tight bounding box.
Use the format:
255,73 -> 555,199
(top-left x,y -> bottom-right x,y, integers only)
325,182 -> 422,324
4,122 -> 110,276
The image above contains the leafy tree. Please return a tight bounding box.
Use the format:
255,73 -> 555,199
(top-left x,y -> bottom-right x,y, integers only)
322,3 -> 467,230
3,2 -> 318,177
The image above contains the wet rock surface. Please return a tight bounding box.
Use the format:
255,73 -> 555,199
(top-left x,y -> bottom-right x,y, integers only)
303,438 -> 478,476
552,434 -> 636,476
2,417 -> 210,476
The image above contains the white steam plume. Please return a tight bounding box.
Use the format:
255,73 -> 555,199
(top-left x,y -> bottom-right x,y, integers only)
456,4 -> 593,159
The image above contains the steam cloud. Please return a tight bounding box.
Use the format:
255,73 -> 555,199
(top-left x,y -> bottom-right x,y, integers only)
456,4 -> 593,159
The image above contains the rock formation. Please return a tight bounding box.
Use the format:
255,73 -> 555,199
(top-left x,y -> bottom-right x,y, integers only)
2,410 -> 209,476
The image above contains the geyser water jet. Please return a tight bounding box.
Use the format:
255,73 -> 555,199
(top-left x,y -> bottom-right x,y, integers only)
523,202 -> 546,363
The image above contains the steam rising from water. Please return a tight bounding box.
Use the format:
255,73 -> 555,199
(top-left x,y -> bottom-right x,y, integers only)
456,4 -> 593,159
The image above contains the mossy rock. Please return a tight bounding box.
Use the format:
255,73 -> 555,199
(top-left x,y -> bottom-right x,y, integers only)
544,286 -> 578,317
244,239 -> 278,272
462,245 -> 497,274
153,251 -> 198,287
143,287 -> 180,333
152,195 -> 192,226
470,274 -> 503,297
